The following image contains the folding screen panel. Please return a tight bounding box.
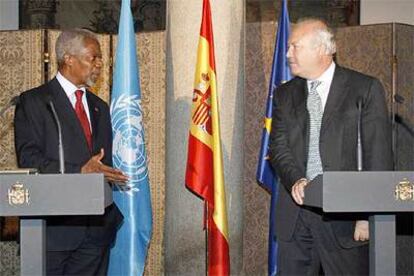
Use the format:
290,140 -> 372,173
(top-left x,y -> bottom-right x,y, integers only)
0,30 -> 44,170
244,21 -> 277,275
0,29 -> 44,276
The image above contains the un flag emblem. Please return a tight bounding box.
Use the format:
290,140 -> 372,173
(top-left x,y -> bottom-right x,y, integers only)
111,94 -> 149,190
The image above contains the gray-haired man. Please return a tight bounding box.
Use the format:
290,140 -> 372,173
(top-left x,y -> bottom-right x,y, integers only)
15,29 -> 128,275
269,19 -> 392,275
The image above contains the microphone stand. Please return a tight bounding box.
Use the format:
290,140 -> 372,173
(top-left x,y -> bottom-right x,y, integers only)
357,98 -> 363,172
48,101 -> 65,174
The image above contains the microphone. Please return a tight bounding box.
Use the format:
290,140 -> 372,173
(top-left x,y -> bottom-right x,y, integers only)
395,114 -> 414,137
394,94 -> 404,104
0,96 -> 20,119
47,100 -> 65,174
393,93 -> 413,136
357,97 -> 363,172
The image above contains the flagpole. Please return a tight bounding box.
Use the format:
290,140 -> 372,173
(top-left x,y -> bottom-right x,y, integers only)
186,1 -> 230,275
205,203 -> 209,276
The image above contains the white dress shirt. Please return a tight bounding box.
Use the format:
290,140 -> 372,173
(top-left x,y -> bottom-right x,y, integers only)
56,72 -> 92,130
306,62 -> 336,111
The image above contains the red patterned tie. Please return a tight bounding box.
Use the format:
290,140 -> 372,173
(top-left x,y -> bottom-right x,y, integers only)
74,90 -> 92,151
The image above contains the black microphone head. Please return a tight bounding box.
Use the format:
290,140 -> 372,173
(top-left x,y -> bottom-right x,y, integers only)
356,97 -> 363,109
44,95 -> 55,110
44,94 -> 52,104
10,96 -> 20,106
394,94 -> 405,104
394,114 -> 402,124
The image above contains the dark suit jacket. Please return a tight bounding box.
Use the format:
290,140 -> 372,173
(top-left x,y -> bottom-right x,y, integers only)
14,77 -> 123,251
269,65 -> 393,248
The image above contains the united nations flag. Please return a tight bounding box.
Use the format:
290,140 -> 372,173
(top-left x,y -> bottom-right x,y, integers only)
108,0 -> 152,275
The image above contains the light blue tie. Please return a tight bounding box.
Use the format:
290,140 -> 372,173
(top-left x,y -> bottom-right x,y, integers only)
306,80 -> 323,180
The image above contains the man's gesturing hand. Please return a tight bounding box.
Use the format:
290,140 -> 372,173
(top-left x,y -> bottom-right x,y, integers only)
81,148 -> 129,183
291,178 -> 309,205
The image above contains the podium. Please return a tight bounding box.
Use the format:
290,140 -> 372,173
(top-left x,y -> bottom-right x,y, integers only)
0,171 -> 113,276
304,171 -> 414,276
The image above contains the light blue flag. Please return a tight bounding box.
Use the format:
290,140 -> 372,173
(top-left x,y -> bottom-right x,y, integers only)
256,0 -> 291,275
109,0 -> 152,275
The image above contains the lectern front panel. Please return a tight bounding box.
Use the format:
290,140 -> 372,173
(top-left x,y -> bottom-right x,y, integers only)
0,174 -> 107,216
323,172 -> 414,212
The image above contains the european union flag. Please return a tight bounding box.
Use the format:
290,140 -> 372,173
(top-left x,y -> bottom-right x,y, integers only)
109,0 -> 152,275
256,0 -> 291,275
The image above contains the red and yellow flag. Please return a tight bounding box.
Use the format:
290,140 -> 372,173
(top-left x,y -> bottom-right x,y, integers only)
185,0 -> 230,275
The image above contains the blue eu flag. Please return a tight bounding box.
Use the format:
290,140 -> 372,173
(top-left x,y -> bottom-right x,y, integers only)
109,0 -> 152,275
256,0 -> 291,275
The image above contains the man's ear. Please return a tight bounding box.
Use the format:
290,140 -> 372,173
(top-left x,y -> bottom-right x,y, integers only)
63,54 -> 72,66
318,44 -> 329,56
318,44 -> 326,56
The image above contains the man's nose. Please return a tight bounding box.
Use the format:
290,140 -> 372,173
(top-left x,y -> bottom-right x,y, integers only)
286,46 -> 292,58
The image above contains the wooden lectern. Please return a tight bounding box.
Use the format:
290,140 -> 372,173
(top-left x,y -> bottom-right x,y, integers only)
305,171 -> 414,276
0,171 -> 113,276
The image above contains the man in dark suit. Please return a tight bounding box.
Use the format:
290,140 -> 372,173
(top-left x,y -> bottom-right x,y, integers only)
14,29 -> 128,275
269,19 -> 392,275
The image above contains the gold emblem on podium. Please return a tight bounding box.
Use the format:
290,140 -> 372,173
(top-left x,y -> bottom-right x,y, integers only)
8,182 -> 30,206
395,178 -> 414,201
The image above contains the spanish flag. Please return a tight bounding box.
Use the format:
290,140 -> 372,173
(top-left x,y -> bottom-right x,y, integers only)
185,0 -> 230,275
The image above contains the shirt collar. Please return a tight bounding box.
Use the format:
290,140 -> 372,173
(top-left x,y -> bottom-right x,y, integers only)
56,72 -> 86,98
307,62 -> 336,85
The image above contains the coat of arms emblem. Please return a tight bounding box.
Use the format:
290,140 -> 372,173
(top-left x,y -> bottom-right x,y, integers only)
395,178 -> 414,201
8,181 -> 30,206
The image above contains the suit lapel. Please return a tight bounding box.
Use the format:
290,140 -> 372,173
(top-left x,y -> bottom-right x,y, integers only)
47,78 -> 91,157
292,79 -> 310,161
321,66 -> 350,134
291,67 -> 350,165
292,78 -> 308,111
48,78 -> 83,135
86,92 -> 101,153
294,79 -> 309,136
